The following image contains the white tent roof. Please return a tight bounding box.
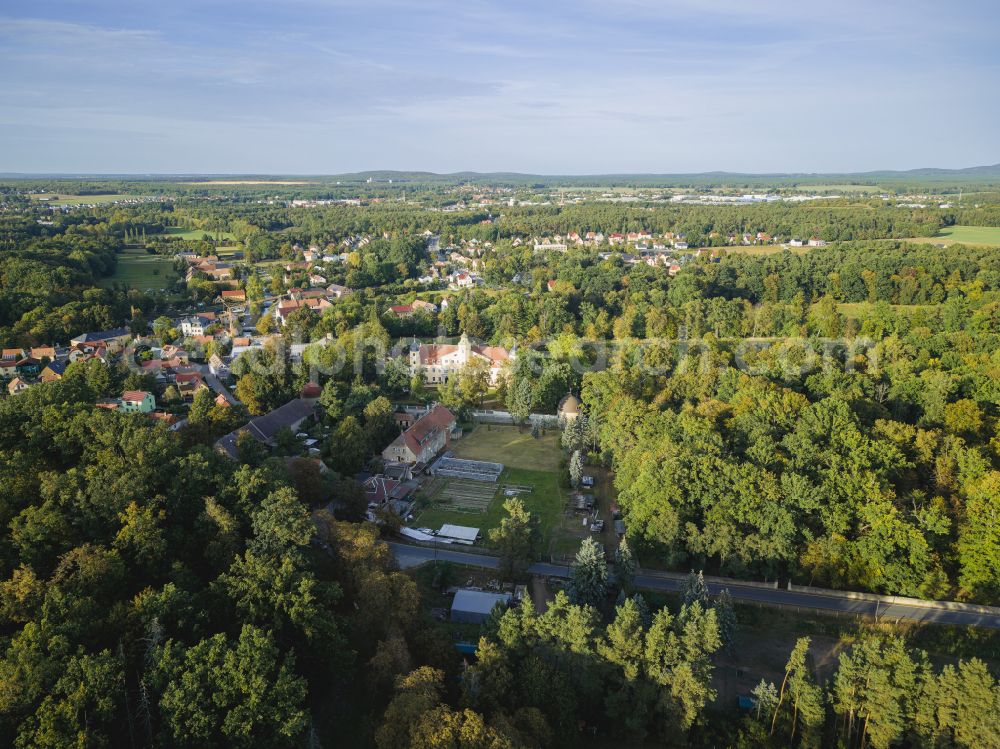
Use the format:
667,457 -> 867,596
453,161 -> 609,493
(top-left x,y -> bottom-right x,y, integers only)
400,527 -> 442,543
438,524 -> 481,542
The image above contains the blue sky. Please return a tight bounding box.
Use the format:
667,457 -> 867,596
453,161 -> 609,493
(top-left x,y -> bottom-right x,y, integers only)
1,0 -> 997,174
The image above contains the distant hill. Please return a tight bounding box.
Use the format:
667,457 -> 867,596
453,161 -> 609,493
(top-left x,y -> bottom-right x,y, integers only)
238,165 -> 1000,189
3,164 -> 999,190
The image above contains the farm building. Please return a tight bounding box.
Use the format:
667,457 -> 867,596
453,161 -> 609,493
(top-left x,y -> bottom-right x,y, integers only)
450,589 -> 511,625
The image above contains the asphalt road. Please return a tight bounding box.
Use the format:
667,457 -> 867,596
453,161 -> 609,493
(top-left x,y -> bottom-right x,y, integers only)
388,542 -> 1000,630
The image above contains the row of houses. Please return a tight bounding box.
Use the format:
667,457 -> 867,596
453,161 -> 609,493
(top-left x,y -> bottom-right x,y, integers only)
1,328 -> 134,396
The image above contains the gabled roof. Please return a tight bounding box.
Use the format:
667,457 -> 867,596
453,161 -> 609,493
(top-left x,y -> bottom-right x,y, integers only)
215,397 -> 319,459
122,390 -> 152,403
45,359 -> 67,375
72,327 -> 130,343
391,404 -> 455,456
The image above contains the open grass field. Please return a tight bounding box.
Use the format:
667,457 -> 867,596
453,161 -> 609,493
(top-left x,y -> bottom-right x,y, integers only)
30,193 -> 136,206
186,180 -> 316,185
100,247 -> 178,291
720,244 -> 810,256
451,425 -> 562,471
163,227 -> 237,241
837,302 -> 936,318
905,225 -> 1000,247
412,425 -> 566,549
805,184 -> 882,193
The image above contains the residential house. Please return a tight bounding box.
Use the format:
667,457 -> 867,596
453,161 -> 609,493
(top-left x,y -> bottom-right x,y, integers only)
389,304 -> 414,319
7,377 -> 31,395
174,370 -> 208,400
326,283 -> 353,299
215,397 -> 320,459
70,327 -> 132,353
450,272 -> 475,289
178,316 -> 211,337
274,298 -> 332,325
160,345 -> 189,363
381,404 -> 456,464
68,342 -> 108,363
219,289 -> 246,304
120,390 -> 156,414
2,348 -> 26,360
38,360 -> 67,382
15,357 -> 42,378
411,299 -> 438,314
30,346 -> 57,361
208,353 -> 229,378
148,412 -> 181,428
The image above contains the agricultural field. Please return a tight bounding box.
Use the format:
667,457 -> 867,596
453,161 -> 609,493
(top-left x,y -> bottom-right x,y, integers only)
413,425 -> 566,550
100,246 -> 178,291
906,224 -> 1000,246
804,184 -> 882,193
30,193 -> 136,206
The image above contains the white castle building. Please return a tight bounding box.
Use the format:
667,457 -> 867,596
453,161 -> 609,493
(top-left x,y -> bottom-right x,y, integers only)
408,332 -> 513,385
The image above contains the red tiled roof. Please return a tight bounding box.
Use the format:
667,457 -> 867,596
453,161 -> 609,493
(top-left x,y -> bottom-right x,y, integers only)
122,390 -> 151,403
417,343 -> 457,365
401,405 -> 455,455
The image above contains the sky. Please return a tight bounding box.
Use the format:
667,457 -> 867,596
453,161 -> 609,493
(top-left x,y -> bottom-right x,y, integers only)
0,0 -> 998,174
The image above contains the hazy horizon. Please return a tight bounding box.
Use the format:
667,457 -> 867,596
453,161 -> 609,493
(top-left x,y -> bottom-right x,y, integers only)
2,162 -> 1000,179
2,0 -> 998,174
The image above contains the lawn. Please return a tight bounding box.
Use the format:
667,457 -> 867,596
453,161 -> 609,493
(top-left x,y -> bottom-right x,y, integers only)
412,424 -> 567,551
163,227 -> 237,241
451,424 -> 562,471
906,225 -> 1000,247
100,247 -> 178,291
720,244 -> 810,256
837,302 -> 936,318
